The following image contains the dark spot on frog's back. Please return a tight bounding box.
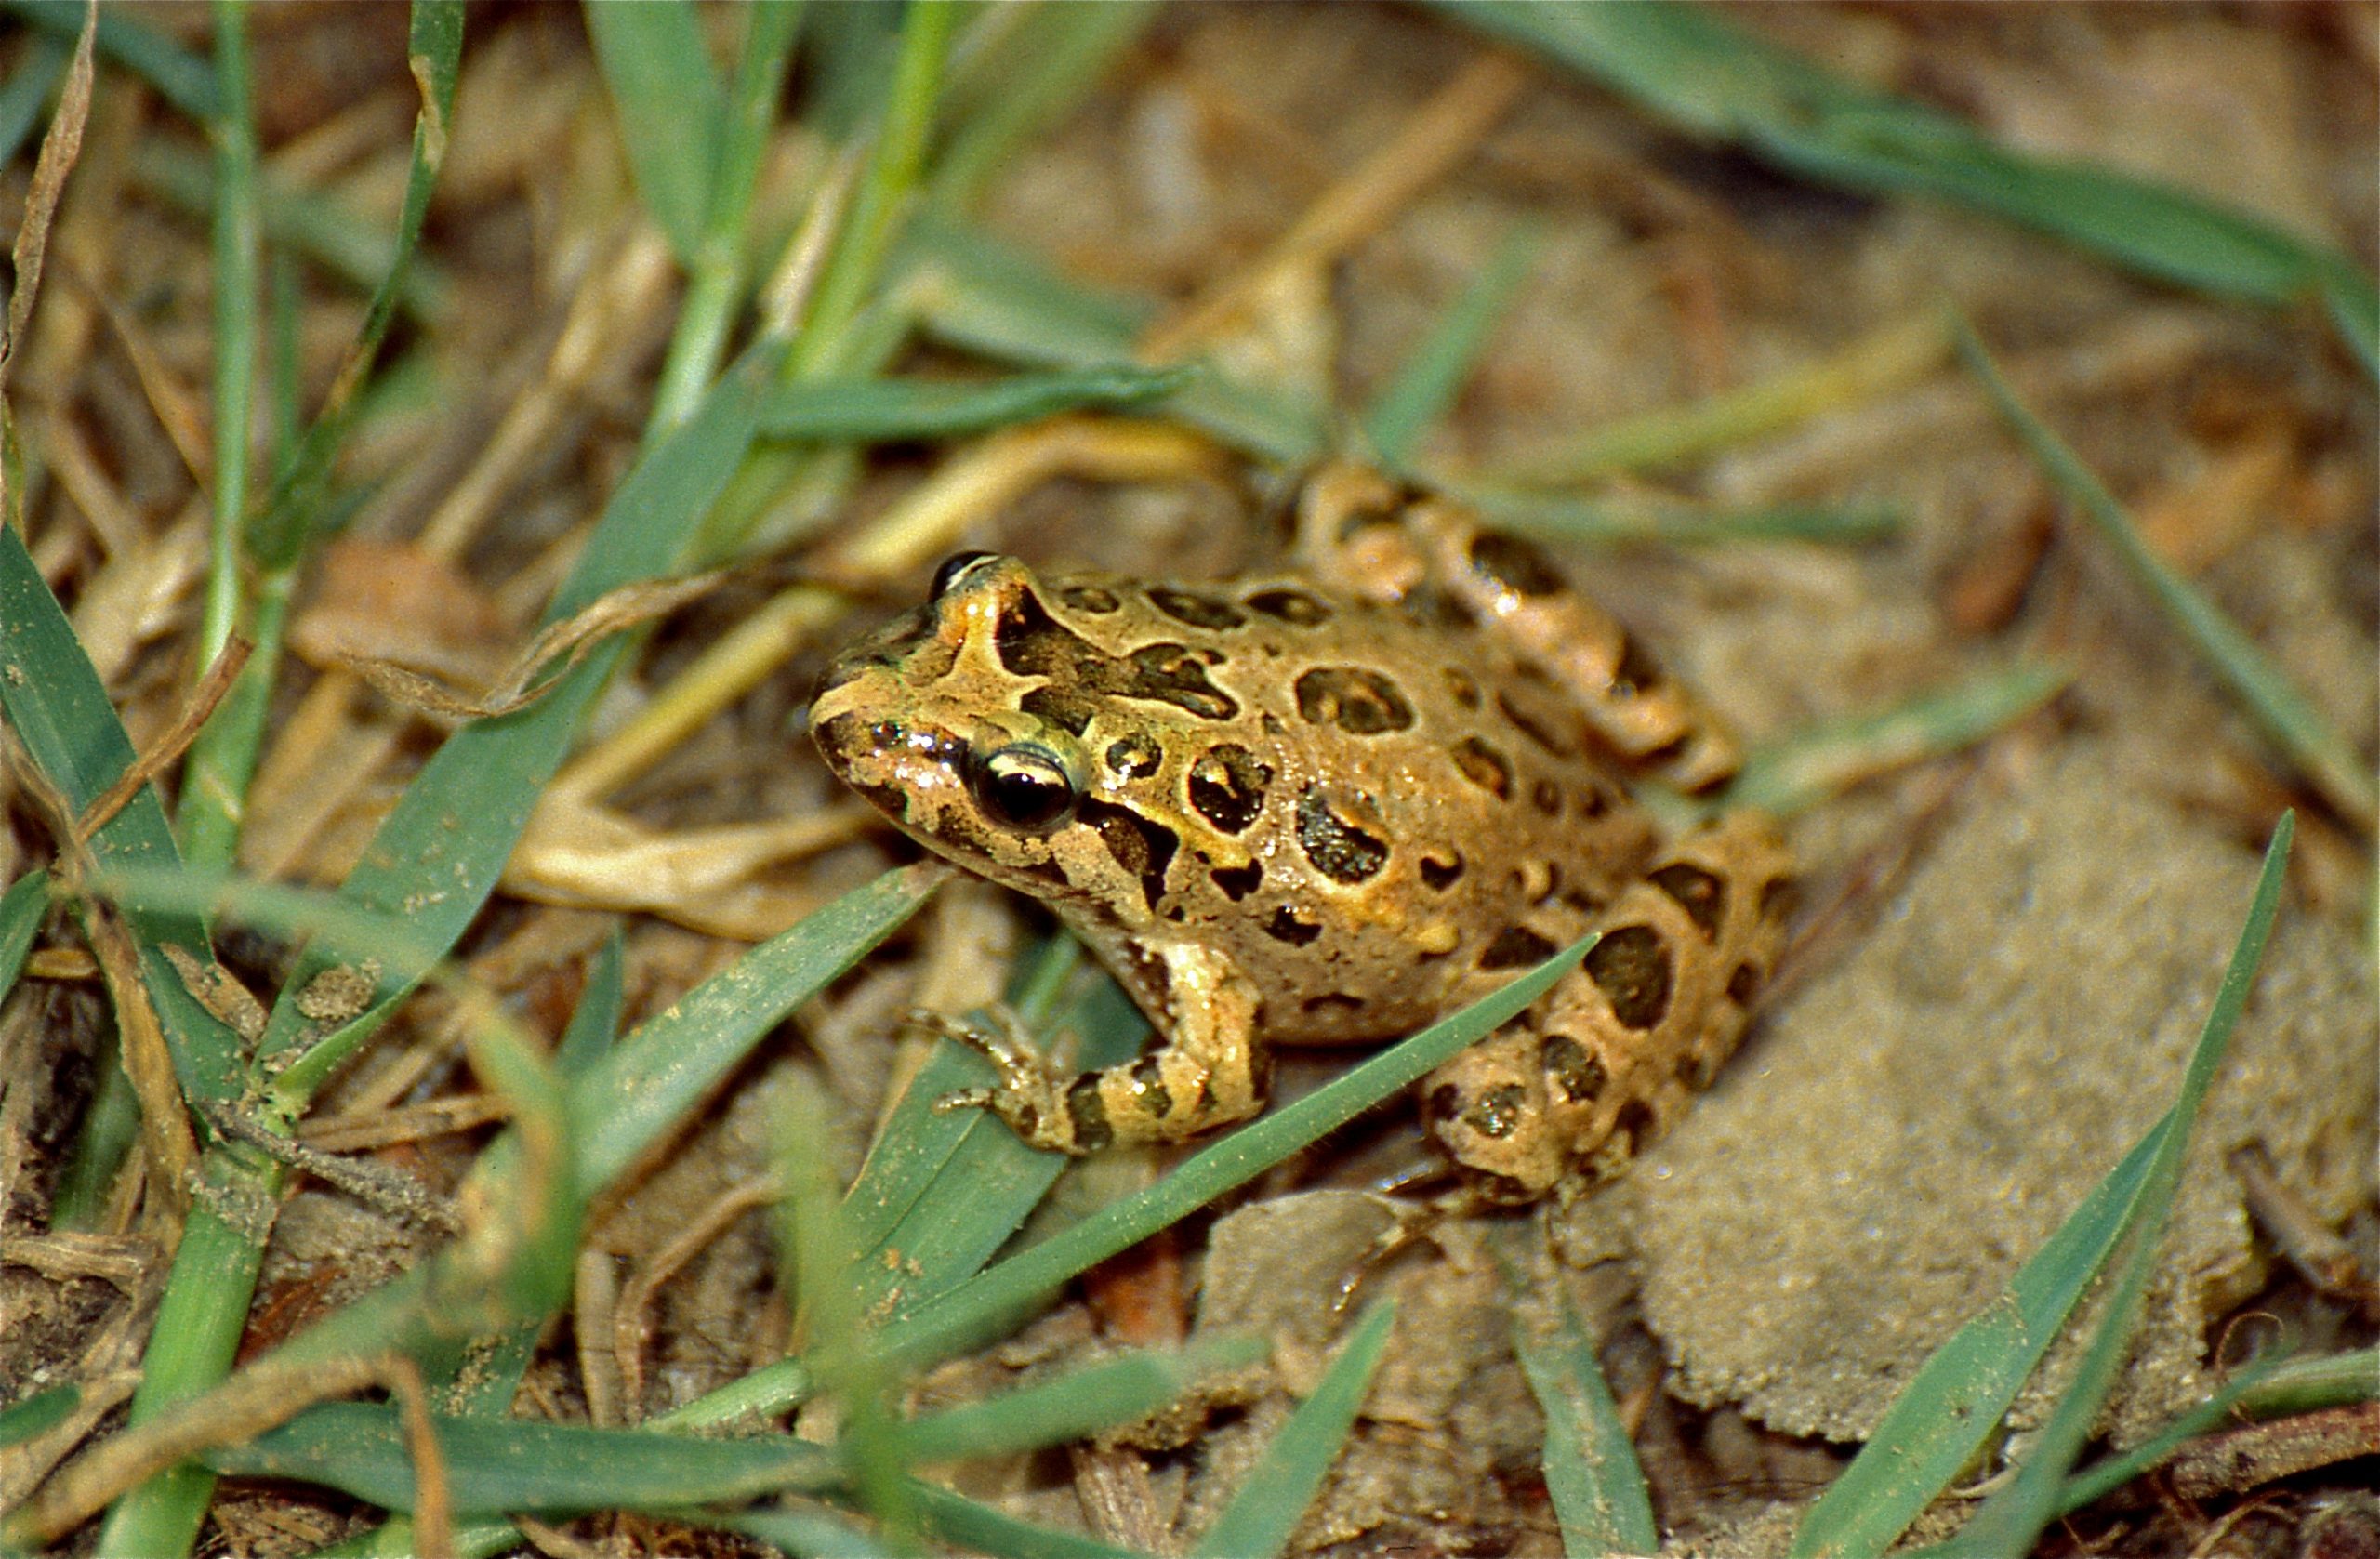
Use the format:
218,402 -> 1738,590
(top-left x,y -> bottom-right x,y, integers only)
1496,688 -> 1576,757
1419,852 -> 1463,890
1443,667 -> 1482,708
1583,925 -> 1673,1028
1020,687 -> 1098,737
1209,860 -> 1263,900
1294,667 -> 1414,734
1126,643 -> 1238,720
1264,906 -> 1323,946
1649,862 -> 1726,940
995,586 -> 1091,678
1105,733 -> 1161,779
1540,1034 -> 1605,1103
1059,583 -> 1120,614
1451,736 -> 1512,799
1077,798 -> 1178,914
1477,925 -> 1557,971
1469,531 -> 1566,598
1186,743 -> 1273,834
1146,586 -> 1247,630
1244,587 -> 1332,626
1294,787 -> 1389,884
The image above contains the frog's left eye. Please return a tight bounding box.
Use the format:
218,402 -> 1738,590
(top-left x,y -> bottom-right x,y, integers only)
970,743 -> 1078,831
930,550 -> 998,601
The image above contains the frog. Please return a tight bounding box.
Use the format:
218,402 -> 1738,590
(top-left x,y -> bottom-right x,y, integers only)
809,462 -> 1793,1203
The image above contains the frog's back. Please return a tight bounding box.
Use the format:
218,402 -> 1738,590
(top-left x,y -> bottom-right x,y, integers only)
813,554 -> 1660,1045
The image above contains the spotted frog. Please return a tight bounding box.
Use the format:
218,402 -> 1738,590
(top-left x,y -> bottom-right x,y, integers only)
811,464 -> 1792,1202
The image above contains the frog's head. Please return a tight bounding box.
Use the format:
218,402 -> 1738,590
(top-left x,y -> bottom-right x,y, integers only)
811,552 -> 1215,927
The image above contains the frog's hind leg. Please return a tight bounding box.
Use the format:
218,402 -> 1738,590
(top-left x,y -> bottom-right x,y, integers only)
1291,463 -> 1742,794
1421,812 -> 1794,1199
932,942 -> 1267,1155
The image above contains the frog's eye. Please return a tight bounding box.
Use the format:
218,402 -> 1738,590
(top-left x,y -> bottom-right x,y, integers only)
929,550 -> 998,601
970,743 -> 1078,830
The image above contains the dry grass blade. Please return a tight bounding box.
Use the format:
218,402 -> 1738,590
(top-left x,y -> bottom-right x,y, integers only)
0,0 -> 93,392
72,637 -> 248,841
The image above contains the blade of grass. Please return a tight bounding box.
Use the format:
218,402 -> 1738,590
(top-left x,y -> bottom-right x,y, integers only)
721,1503 -> 897,1559
1921,813 -> 2295,1556
1458,485 -> 1906,548
180,0 -> 463,872
760,364 -> 1194,443
585,0 -> 728,264
928,1 -> 1157,215
2045,1352 -> 2288,1520
904,1479 -> 1155,1559
868,932 -> 1594,1373
1959,325 -> 2376,831
1486,304 -> 1955,488
4,0 -> 217,121
129,142 -> 447,322
841,967 -> 1152,1324
898,218 -> 1325,462
1722,661 -> 2072,819
1187,1299 -> 1397,1559
198,1402 -> 842,1515
0,867 -> 46,1000
260,335 -> 787,1106
0,32 -> 69,168
192,0 -> 256,684
703,0 -> 956,558
651,0 -> 805,430
1446,1 -> 2379,380
1499,1235 -> 1659,1558
0,525 -> 243,1105
1364,221 -> 1542,473
892,1333 -> 1266,1465
1791,813 -> 2295,1558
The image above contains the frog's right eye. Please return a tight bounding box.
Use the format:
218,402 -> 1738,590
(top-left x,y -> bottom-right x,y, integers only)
970,743 -> 1078,831
929,550 -> 998,601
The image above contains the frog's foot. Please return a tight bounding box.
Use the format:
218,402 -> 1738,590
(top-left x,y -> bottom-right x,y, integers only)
913,1008 -> 1091,1156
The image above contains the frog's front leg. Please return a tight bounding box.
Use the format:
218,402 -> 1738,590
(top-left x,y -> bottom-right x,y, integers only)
936,941 -> 1265,1154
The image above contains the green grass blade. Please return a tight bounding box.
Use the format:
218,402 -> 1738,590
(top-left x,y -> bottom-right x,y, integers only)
1723,661 -> 2072,819
721,1503 -> 897,1559
869,933 -> 1593,1372
841,966 -> 1151,1324
1960,326 -> 2376,830
259,337 -> 787,1103
1924,814 -> 2295,1557
1792,813 -> 2295,1558
198,1402 -> 841,1515
570,865 -> 936,1202
129,142 -> 448,322
788,0 -> 953,381
1459,486 -> 1905,548
760,364 -> 1194,442
245,0 -> 462,572
584,0 -> 727,264
905,1479 -> 1154,1559
892,1333 -> 1266,1465
929,1 -> 1157,215
1485,305 -> 1954,487
0,33 -> 69,170
899,218 -> 1328,464
650,0 -> 804,429
1446,1 -> 2377,378
4,0 -> 218,120
1501,1238 -> 1659,1558
2046,1352 -> 2289,1520
1188,1299 -> 1397,1559
0,866 -> 46,1001
0,1382 -> 80,1447
0,525 -> 244,1104
1364,222 -> 1542,472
